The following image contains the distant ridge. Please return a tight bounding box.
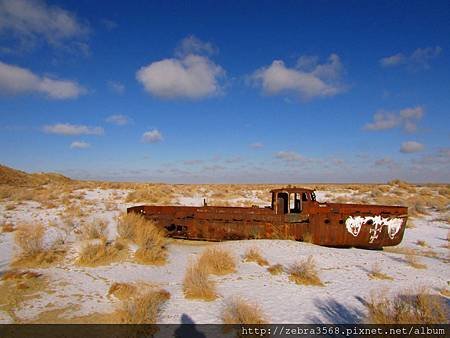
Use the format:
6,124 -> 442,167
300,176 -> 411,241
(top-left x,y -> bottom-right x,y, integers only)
0,164 -> 72,186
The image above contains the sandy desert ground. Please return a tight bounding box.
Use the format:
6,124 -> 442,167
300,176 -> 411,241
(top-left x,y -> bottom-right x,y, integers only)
0,165 -> 449,325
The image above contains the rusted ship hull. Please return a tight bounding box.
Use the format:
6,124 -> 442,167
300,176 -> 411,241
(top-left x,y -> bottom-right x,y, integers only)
127,202 -> 407,249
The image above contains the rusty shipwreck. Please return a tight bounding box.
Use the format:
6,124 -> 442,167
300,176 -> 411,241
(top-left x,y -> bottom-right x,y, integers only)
127,187 -> 408,249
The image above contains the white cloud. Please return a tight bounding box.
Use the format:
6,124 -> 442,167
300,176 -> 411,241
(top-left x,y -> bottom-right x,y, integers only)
183,159 -> 203,165
106,114 -> 130,126
0,0 -> 89,51
379,53 -> 405,67
0,61 -> 85,99
252,54 -> 345,100
175,35 -> 217,57
275,151 -> 303,162
136,54 -> 224,99
43,123 -> 104,136
400,141 -> 424,153
364,106 -> 424,132
250,142 -> 264,149
70,141 -> 90,149
107,80 -> 125,94
374,157 -> 397,169
142,129 -> 163,143
380,46 -> 442,70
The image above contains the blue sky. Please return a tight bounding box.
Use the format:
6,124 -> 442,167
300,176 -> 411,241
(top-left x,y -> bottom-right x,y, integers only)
0,0 -> 449,183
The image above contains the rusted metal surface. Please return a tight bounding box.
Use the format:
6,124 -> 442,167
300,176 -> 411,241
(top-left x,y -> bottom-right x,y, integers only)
127,187 -> 407,248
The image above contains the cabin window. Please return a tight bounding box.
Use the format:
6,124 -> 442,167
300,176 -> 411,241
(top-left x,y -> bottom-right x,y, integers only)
276,192 -> 289,214
302,192 -> 309,201
324,219 -> 330,224
289,193 -> 301,213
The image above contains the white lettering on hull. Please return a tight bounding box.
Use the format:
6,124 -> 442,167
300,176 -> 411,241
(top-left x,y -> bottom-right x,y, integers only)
345,215 -> 403,243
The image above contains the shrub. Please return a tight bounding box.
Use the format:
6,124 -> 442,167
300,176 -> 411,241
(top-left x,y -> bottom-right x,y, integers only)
243,247 -> 269,266
198,247 -> 236,275
183,260 -> 217,301
267,264 -> 284,275
366,287 -> 448,324
221,296 -> 268,324
288,256 -> 323,286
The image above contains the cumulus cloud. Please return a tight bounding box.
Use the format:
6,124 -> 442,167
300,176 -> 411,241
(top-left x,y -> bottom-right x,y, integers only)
250,142 -> 264,149
0,61 -> 85,99
107,81 -> 125,94
0,0 -> 89,52
400,141 -> 424,153
142,129 -> 163,143
374,157 -> 397,169
275,151 -> 304,162
380,46 -> 442,70
106,114 -> 130,126
43,123 -> 104,136
364,106 -> 424,132
251,54 -> 346,100
136,54 -> 224,99
70,141 -> 90,149
136,36 -> 224,99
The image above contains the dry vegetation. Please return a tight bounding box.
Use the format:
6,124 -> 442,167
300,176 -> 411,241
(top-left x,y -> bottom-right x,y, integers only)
366,287 -> 448,324
405,252 -> 427,269
12,223 -> 65,268
79,219 -> 108,240
368,262 -> 393,280
117,212 -> 167,265
267,264 -> 284,275
198,247 -> 236,275
125,184 -> 174,205
288,256 -> 323,286
108,282 -> 137,301
221,296 -> 268,324
1,223 -> 15,233
76,240 -> 128,267
183,259 -> 217,301
0,270 -> 48,322
243,247 -> 269,266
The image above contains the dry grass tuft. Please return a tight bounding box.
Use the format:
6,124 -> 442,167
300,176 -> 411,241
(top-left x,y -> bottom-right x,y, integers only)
243,247 -> 269,266
183,260 -> 217,301
198,247 -> 236,275
366,287 -> 448,324
1,223 -> 15,232
12,223 -> 65,268
368,263 -> 393,280
267,264 -> 284,275
108,282 -> 137,301
288,256 -> 323,286
134,220 -> 167,265
440,288 -> 450,298
221,296 -> 268,324
0,269 -> 48,322
80,219 -> 108,240
114,288 -> 170,324
117,212 -> 145,240
117,212 -> 167,265
416,240 -> 428,247
76,240 -> 128,267
405,252 -> 427,269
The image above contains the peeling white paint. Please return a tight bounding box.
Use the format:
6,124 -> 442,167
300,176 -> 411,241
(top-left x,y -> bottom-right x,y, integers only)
345,215 -> 403,242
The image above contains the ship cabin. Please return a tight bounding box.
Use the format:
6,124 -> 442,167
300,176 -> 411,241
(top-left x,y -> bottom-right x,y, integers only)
270,187 -> 317,215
